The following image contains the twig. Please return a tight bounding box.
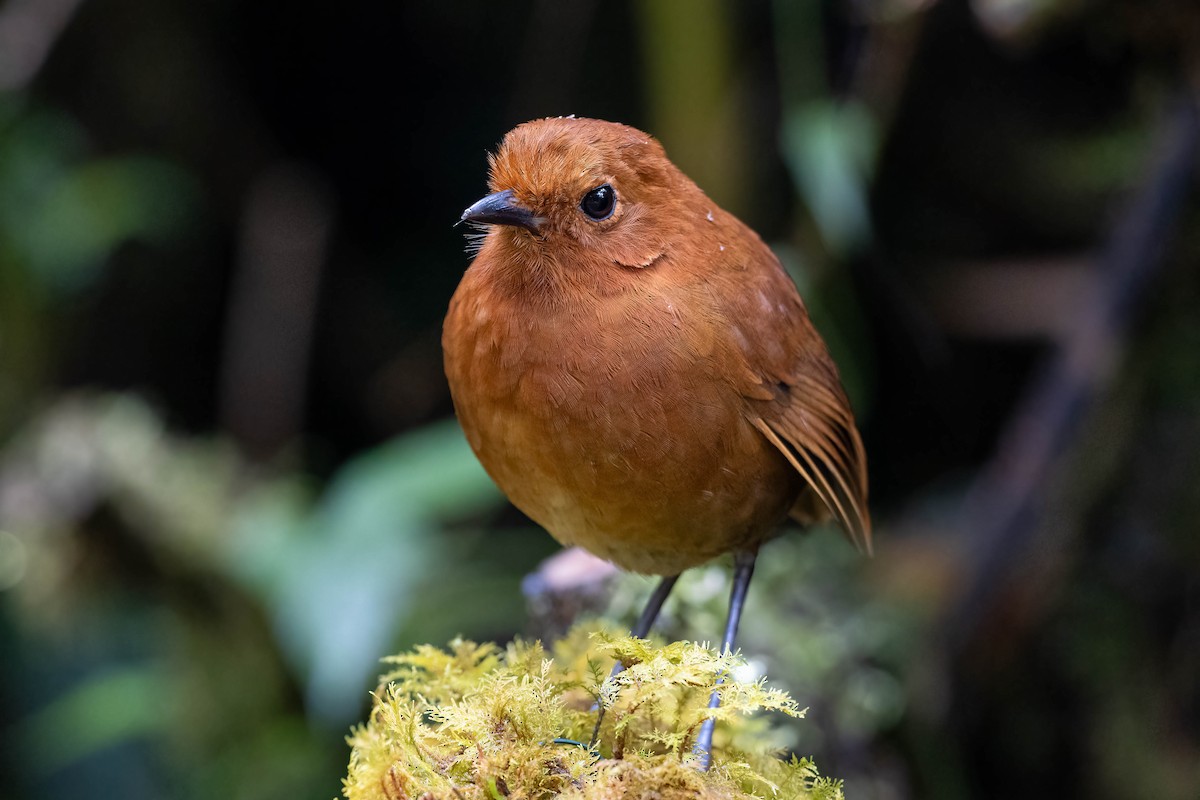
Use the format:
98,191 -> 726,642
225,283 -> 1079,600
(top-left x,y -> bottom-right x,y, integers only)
946,89 -> 1200,653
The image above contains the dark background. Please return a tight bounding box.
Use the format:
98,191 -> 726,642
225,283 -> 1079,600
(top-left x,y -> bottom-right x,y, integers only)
2,1 -> 1198,798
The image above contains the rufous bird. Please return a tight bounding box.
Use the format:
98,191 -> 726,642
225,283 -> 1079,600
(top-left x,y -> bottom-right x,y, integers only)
443,117 -> 870,766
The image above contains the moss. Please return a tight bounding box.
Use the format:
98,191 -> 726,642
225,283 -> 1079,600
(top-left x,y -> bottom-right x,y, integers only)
343,623 -> 842,800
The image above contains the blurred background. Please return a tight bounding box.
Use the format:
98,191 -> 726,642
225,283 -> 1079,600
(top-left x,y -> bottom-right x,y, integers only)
2,0 -> 1199,798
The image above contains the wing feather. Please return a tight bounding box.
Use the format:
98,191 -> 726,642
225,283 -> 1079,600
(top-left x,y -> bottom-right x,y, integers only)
750,416 -> 869,552
715,243 -> 872,553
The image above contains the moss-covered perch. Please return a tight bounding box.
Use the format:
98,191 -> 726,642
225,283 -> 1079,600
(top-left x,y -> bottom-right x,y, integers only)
343,624 -> 843,800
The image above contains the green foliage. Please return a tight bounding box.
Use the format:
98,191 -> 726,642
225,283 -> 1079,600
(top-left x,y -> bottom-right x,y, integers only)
344,626 -> 842,800
228,416 -> 507,724
0,97 -> 196,295
780,101 -> 878,259
18,665 -> 173,772
0,393 -> 523,797
0,97 -> 197,435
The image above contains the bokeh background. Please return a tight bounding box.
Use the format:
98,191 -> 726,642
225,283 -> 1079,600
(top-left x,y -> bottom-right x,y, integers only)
2,1 -> 1199,798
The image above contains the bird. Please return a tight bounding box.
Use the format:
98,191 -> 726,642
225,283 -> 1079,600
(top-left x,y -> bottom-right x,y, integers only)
443,116 -> 870,767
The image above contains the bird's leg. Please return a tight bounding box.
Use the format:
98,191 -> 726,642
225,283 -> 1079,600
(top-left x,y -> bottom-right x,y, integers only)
590,574 -> 679,747
693,549 -> 758,770
630,573 -> 680,639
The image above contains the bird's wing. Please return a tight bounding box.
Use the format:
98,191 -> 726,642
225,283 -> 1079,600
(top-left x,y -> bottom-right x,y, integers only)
718,247 -> 872,554
749,372 -> 872,555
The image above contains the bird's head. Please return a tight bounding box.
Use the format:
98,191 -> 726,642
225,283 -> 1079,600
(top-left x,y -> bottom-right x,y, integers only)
461,117 -> 701,271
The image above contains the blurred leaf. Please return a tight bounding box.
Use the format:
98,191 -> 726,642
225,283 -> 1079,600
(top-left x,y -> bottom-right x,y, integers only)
322,419 -> 503,526
229,419 -> 504,727
0,100 -> 196,295
781,101 -> 878,258
12,157 -> 196,292
20,665 -> 172,772
1035,125 -> 1150,194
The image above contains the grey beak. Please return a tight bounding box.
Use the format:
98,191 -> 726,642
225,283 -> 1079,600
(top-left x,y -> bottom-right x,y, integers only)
460,189 -> 541,232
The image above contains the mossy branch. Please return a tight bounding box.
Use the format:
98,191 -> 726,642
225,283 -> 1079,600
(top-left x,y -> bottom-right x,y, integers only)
343,623 -> 843,800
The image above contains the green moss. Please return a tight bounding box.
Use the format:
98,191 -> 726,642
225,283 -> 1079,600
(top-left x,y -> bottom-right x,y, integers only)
343,624 -> 842,800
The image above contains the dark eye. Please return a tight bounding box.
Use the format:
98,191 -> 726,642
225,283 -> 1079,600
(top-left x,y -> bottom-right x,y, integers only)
580,184 -> 616,221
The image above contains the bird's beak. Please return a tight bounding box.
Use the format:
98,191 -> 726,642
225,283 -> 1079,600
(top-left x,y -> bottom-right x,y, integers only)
460,189 -> 541,232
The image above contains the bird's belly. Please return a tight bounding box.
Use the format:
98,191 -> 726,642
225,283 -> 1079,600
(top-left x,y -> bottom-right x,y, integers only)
454,352 -> 799,575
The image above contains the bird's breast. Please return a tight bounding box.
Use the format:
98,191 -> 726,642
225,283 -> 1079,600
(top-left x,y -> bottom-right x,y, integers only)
443,273 -> 799,574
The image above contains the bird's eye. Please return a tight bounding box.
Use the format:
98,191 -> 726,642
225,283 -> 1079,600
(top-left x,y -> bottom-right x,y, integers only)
580,184 -> 616,221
